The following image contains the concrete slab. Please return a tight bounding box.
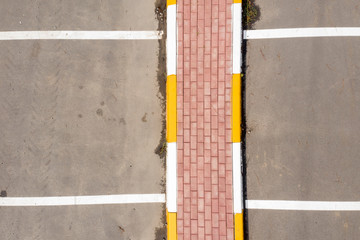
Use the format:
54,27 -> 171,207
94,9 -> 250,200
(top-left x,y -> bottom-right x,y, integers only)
245,0 -> 360,239
248,209 -> 360,240
0,40 -> 163,197
0,0 -> 158,31
0,0 -> 166,239
0,204 -> 164,240
246,37 -> 360,201
253,0 -> 360,29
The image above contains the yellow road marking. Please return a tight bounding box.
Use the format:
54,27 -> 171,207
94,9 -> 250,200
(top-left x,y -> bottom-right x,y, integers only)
232,74 -> 241,143
167,75 -> 177,143
167,210 -> 177,240
167,0 -> 176,7
235,212 -> 244,240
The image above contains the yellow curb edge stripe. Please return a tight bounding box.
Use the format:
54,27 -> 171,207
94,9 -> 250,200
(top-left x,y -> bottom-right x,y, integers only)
232,74 -> 241,143
166,75 -> 177,143
167,211 -> 177,240
232,0 -> 244,239
235,213 -> 244,240
167,0 -> 176,7
166,0 -> 177,239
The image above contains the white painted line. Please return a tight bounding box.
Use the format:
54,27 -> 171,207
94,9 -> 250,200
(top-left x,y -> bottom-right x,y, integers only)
0,31 -> 163,40
167,4 -> 177,76
233,142 -> 243,213
0,194 -> 165,206
244,27 -> 360,39
166,142 -> 177,212
232,3 -> 242,74
246,200 -> 360,211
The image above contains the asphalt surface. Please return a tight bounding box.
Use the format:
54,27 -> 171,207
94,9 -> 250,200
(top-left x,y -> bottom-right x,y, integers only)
253,0 -> 360,29
0,1 -> 165,239
245,1 -> 360,239
1,204 -> 162,240
0,0 -> 158,31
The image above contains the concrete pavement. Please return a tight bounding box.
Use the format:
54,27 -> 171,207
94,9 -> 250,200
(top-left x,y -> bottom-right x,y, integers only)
245,0 -> 360,239
0,0 -> 166,239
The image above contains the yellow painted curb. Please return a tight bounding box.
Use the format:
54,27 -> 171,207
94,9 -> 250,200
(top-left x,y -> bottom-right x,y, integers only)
167,0 -> 176,7
167,75 -> 177,143
234,213 -> 244,240
234,0 -> 242,3
167,210 -> 177,240
232,74 -> 241,143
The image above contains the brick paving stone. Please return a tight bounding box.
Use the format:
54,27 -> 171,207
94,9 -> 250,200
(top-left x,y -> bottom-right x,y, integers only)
177,0 -> 233,239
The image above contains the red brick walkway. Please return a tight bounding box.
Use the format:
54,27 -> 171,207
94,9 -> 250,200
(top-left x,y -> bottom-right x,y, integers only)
177,0 -> 234,239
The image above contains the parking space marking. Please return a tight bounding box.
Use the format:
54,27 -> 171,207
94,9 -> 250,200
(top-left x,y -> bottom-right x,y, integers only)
0,31 -> 163,40
246,200 -> 360,211
244,27 -> 360,39
0,194 -> 165,206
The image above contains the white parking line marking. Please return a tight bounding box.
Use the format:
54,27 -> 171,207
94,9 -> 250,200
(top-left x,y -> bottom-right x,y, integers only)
246,200 -> 360,211
167,4 -> 177,76
0,31 -> 163,40
244,28 -> 360,39
232,3 -> 242,74
166,142 -> 177,212
0,194 -> 165,206
232,142 -> 243,213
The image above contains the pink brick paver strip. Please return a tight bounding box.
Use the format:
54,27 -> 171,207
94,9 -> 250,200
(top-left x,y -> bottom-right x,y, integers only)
177,0 -> 234,239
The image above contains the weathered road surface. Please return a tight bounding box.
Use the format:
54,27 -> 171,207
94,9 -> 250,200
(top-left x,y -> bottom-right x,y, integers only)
245,0 -> 360,239
0,0 -> 166,239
